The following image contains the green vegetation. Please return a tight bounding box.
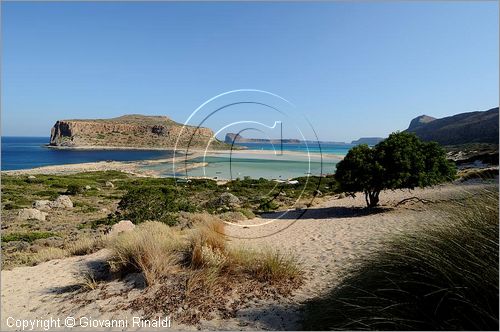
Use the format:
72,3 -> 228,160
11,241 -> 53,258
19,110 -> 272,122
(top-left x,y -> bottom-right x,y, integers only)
1,231 -> 58,243
303,194 -> 498,330
66,183 -> 84,195
336,132 -> 456,207
116,186 -> 195,225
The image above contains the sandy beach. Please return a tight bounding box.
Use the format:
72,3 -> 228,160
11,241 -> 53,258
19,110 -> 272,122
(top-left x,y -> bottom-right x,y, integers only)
1,180 -> 495,331
1,149 -> 343,178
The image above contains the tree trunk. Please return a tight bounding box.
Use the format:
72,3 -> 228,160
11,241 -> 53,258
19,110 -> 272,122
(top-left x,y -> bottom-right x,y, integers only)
364,190 -> 380,207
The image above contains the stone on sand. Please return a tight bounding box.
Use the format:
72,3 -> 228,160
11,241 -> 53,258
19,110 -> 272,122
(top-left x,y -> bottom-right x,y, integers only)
212,192 -> 241,210
17,208 -> 48,221
109,220 -> 135,237
33,200 -> 52,210
50,195 -> 73,209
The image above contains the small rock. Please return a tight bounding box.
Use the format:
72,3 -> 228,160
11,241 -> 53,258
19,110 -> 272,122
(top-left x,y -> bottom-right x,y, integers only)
85,185 -> 92,190
17,208 -> 48,221
105,181 -> 114,188
337,193 -> 346,199
50,195 -> 73,209
210,192 -> 240,210
28,175 -> 36,179
109,220 -> 135,237
32,200 -> 52,210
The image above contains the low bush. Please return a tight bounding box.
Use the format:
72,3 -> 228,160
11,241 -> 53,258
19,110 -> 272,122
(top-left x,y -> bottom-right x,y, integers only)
66,184 -> 84,195
117,186 -> 195,225
1,231 -> 58,243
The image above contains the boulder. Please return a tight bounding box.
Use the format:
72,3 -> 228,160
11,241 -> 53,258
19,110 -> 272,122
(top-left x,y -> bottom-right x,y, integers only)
109,220 -> 135,237
105,181 -> 114,188
17,208 -> 48,221
33,200 -> 52,210
50,195 -> 73,209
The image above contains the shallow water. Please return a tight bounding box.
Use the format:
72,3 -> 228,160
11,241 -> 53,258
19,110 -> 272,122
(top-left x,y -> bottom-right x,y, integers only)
145,155 -> 338,180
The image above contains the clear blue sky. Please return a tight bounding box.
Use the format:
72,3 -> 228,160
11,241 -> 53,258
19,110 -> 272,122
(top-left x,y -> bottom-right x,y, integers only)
2,1 -> 498,141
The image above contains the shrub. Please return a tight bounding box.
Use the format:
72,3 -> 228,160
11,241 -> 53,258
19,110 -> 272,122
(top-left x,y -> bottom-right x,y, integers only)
239,208 -> 255,219
117,186 -> 195,225
1,231 -> 58,243
258,197 -> 279,212
303,194 -> 499,330
336,132 -> 456,207
66,184 -> 85,195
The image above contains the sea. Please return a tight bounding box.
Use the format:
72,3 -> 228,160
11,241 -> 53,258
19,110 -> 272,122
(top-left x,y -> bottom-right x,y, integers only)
1,137 -> 352,179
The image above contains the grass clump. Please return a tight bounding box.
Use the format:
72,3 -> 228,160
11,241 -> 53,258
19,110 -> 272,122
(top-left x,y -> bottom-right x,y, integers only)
32,247 -> 68,264
303,194 -> 499,330
108,222 -> 187,285
104,219 -> 302,324
66,235 -> 107,256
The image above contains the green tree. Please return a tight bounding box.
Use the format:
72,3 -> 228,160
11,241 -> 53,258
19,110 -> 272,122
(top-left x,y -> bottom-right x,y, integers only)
336,132 -> 456,207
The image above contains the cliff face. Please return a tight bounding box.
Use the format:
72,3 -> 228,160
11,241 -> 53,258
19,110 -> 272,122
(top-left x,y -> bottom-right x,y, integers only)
49,115 -> 226,149
405,107 -> 499,145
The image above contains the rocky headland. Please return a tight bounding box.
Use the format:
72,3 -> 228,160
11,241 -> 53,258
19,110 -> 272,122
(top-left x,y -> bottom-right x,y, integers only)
49,114 -> 229,150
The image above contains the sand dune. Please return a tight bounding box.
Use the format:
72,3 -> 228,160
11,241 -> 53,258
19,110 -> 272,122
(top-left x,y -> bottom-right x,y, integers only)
1,181 -> 495,330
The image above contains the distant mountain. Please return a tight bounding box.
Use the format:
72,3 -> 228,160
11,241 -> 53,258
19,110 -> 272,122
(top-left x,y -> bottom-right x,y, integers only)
224,133 -> 301,144
351,137 -> 385,145
408,115 -> 436,130
405,107 -> 499,145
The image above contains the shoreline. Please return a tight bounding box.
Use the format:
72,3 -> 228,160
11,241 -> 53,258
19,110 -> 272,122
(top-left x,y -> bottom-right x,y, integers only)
2,149 -> 345,178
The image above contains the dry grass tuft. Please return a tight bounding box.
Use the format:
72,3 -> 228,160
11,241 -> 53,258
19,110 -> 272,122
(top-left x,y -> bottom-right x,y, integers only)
108,221 -> 187,285
103,218 -> 303,324
79,269 -> 99,291
32,247 -> 68,264
188,217 -> 226,268
66,234 -> 107,256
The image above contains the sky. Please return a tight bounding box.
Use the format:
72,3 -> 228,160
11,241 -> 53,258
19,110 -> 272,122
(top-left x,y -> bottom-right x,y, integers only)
2,1 -> 498,142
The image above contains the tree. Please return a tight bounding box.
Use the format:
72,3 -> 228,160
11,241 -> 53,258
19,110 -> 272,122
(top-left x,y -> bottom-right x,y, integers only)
335,132 -> 456,207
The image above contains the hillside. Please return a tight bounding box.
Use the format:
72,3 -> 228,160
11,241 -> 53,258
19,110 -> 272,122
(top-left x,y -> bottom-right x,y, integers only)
49,114 -> 228,149
405,107 -> 499,145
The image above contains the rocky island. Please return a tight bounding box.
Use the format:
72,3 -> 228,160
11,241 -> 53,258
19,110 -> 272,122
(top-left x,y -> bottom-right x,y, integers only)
49,114 -> 228,150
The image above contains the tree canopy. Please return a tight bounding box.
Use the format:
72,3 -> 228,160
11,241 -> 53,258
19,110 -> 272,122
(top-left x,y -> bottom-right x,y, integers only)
335,132 -> 456,207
